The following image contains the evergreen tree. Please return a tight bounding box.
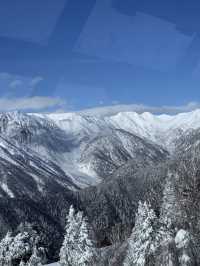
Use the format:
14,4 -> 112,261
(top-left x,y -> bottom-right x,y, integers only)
27,247 -> 42,266
175,229 -> 197,266
123,201 -> 157,266
154,240 -> 179,266
0,223 -> 45,266
160,176 -> 178,227
60,205 -> 97,266
0,232 -> 13,266
19,260 -> 27,266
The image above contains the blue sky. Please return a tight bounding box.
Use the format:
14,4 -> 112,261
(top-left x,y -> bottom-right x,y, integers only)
0,0 -> 200,112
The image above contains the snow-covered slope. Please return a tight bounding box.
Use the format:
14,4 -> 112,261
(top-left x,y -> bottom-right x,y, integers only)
0,112 -> 101,187
31,109 -> 200,182
1,109 -> 200,191
107,109 -> 200,149
79,128 -> 167,179
40,112 -> 168,178
0,111 -> 168,187
0,135 -> 77,198
106,110 -> 200,150
40,109 -> 200,151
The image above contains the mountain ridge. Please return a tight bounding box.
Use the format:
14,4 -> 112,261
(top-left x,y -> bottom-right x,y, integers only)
37,108 -> 200,150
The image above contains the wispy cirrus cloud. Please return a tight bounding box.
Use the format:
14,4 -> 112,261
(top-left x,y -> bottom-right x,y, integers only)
0,72 -> 44,98
9,80 -> 24,89
29,76 -> 44,87
0,96 -> 65,112
0,72 -> 70,112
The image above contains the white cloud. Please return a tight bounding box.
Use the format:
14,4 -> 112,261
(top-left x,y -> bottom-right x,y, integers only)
0,72 -> 44,98
0,96 -> 65,111
79,102 -> 200,117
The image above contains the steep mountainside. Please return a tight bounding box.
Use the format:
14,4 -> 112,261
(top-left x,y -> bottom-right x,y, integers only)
0,136 -> 77,199
106,109 -> 200,149
0,111 -> 169,186
79,128 -> 167,179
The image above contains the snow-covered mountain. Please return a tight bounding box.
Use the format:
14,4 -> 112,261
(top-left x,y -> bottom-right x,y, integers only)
1,109 -> 200,189
0,110 -> 168,188
0,111 -> 104,188
0,109 -> 200,182
43,109 -> 200,150
1,108 -> 200,264
106,109 -> 200,149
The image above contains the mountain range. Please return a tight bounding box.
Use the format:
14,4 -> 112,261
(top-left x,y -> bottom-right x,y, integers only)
1,109 -> 200,264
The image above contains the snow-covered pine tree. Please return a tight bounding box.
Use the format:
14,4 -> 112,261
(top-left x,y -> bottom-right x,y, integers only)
154,239 -> 179,266
0,231 -> 13,266
19,260 -> 27,266
0,223 -> 46,266
60,205 -> 97,266
160,173 -> 178,228
60,205 -> 77,266
175,229 -> 197,266
123,201 -> 157,266
77,212 -> 97,265
27,246 -> 42,266
150,173 -> 180,266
